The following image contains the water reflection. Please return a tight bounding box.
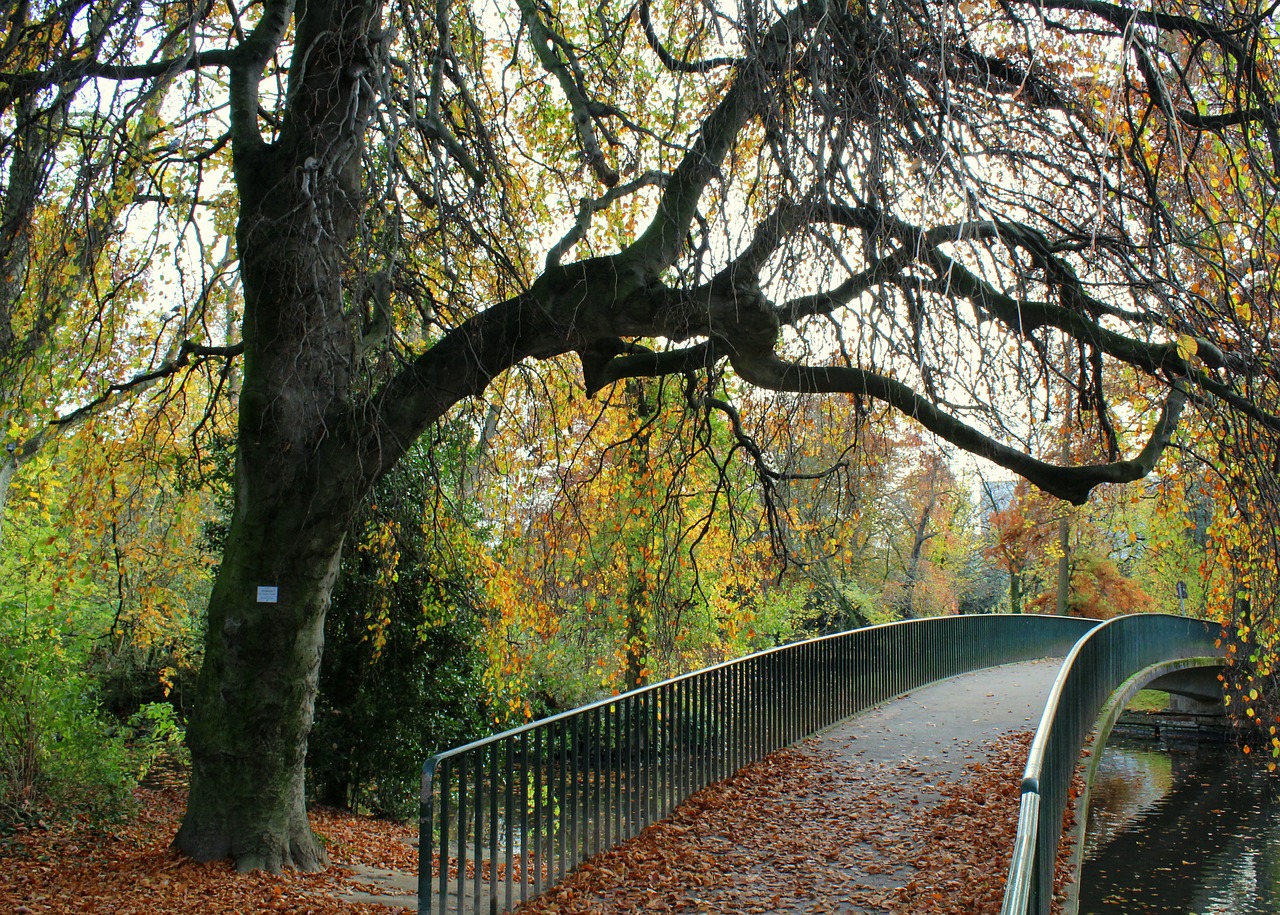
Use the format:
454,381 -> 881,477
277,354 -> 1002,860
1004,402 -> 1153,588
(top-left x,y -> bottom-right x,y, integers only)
1078,737 -> 1280,914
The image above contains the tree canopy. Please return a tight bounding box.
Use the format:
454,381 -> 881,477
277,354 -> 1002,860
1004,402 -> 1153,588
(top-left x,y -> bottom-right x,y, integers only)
3,0 -> 1280,871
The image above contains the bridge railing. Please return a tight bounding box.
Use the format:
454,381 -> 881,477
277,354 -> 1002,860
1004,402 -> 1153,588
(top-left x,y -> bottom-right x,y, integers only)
999,613 -> 1224,915
420,614 -> 1095,915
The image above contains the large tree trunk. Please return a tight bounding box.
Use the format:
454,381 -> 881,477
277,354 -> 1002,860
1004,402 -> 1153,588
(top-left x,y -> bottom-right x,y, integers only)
176,193 -> 367,867
175,493 -> 347,871
175,225 -> 367,870
174,213 -> 363,868
176,0 -> 379,867
172,0 -> 563,863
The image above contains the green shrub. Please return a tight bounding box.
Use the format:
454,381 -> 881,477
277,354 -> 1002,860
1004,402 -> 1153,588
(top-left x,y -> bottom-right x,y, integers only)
0,633 -> 135,825
127,701 -> 189,783
307,432 -> 490,820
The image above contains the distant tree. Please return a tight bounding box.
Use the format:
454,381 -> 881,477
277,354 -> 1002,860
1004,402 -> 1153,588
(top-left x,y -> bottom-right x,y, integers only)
1025,557 -> 1155,620
986,482 -> 1058,614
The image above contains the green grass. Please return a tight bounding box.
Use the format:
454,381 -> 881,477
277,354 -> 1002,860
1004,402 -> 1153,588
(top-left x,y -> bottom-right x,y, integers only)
1126,690 -> 1170,713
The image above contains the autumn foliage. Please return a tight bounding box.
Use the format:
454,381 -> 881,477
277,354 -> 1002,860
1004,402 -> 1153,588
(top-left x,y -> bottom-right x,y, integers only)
6,0 -> 1280,877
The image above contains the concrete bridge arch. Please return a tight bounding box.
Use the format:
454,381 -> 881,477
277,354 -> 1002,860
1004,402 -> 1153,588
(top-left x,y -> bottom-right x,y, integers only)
1101,656 -> 1227,730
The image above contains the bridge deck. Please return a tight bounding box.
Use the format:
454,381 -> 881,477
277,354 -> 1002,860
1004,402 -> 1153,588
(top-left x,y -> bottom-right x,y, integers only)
513,657 -> 1065,915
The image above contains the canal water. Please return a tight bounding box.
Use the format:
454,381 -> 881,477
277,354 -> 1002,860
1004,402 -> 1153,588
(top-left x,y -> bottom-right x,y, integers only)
1077,735 -> 1280,913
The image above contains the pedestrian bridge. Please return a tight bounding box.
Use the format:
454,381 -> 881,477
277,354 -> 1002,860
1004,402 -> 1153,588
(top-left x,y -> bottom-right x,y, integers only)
418,614 -> 1224,915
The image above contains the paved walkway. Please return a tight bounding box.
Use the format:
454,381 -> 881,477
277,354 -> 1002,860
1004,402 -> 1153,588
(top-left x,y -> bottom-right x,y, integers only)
344,658 -> 1065,913
813,655 -> 1061,795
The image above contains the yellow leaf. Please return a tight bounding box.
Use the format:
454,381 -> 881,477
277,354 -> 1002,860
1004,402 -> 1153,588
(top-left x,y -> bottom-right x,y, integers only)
1175,334 -> 1198,361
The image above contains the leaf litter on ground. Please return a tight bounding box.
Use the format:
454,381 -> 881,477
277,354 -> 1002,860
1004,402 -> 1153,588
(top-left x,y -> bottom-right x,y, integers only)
0,731 -> 1077,914
0,785 -> 417,914
512,730 -> 1075,915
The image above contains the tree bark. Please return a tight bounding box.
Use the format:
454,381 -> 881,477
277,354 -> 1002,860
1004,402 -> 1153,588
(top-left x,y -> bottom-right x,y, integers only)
176,0 -> 380,869
174,189 -> 367,869
174,182 -> 364,868
175,492 -> 345,871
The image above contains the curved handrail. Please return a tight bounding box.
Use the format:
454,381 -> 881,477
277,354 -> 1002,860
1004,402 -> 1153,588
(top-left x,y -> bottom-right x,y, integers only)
420,614 -> 1096,915
999,614 -> 1224,915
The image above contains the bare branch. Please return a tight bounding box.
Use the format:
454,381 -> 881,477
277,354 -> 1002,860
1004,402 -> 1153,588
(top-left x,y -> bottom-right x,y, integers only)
516,0 -> 620,187
638,0 -> 740,74
52,341 -> 246,430
546,171 -> 668,269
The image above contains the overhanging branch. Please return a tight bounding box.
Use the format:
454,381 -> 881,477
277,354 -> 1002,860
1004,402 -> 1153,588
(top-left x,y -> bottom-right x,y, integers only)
52,341 -> 246,429
516,0 -> 620,187
731,352 -> 1188,505
580,341 -> 721,397
620,0 -> 832,273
